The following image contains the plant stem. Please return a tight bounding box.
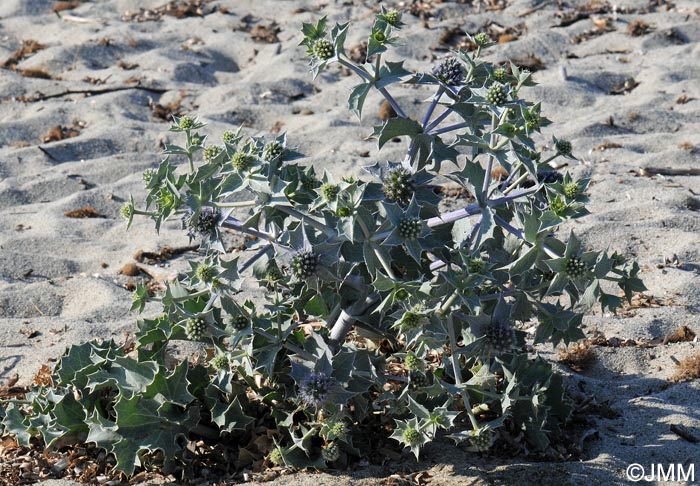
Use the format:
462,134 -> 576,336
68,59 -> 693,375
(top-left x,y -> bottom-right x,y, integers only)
372,243 -> 397,279
221,216 -> 275,242
488,186 -> 539,206
494,214 -> 560,258
426,203 -> 480,228
338,57 -> 372,82
275,206 -> 336,238
482,113 -> 498,199
502,172 -> 530,195
429,122 -> 469,136
424,107 -> 453,132
214,200 -> 258,208
447,315 -> 480,430
422,87 -> 444,128
239,243 -> 273,273
378,87 -> 408,119
329,293 -> 379,349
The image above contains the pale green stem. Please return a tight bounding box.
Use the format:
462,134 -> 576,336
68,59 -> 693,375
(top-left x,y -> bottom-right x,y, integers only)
447,315 -> 480,430
372,243 -> 397,279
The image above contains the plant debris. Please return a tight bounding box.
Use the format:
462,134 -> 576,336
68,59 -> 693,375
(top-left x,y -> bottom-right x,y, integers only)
558,342 -> 597,372
609,77 -> 639,95
53,1 -> 81,12
0,40 -> 46,69
627,19 -> 653,36
133,245 -> 200,264
64,206 -> 106,218
671,353 -> 700,382
41,121 -> 85,143
663,325 -> 696,345
379,100 -> 397,121
122,0 -> 215,22
593,141 -> 622,151
250,23 -> 281,43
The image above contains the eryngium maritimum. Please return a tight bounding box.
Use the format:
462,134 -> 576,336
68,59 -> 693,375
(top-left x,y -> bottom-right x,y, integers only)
299,372 -> 335,407
432,57 -> 464,86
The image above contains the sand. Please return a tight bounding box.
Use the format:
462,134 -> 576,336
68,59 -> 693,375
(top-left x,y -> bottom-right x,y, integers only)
0,0 -> 699,484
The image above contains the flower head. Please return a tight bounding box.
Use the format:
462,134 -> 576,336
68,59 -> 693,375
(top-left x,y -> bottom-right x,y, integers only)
322,442 -> 341,462
398,217 -> 422,240
555,138 -> 572,156
263,140 -> 284,161
432,57 -> 464,86
290,251 -> 320,279
299,371 -> 335,408
487,83 -> 507,105
313,38 -> 334,60
482,319 -> 516,355
382,167 -> 415,206
185,317 -> 206,340
564,256 -> 587,278
181,207 -> 221,239
210,354 -> 229,371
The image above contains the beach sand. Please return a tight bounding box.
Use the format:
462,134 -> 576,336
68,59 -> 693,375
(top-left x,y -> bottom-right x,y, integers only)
0,0 -> 699,484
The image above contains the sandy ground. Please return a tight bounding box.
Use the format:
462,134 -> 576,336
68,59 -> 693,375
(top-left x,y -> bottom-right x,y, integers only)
0,0 -> 699,484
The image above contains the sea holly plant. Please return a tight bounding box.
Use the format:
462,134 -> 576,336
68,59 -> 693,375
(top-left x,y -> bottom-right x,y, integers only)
1,11 -> 645,477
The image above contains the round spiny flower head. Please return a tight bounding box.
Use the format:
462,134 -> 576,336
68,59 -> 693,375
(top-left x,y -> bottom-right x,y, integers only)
402,427 -> 422,446
555,139 -> 572,156
120,201 -> 134,220
383,9 -> 402,26
299,372 -> 334,408
474,32 -> 490,46
549,195 -> 567,214
398,217 -> 422,240
404,353 -> 420,371
269,447 -> 284,466
210,354 -> 229,371
492,67 -> 507,83
469,430 -> 493,452
564,181 -> 580,199
185,317 -> 206,340
182,207 -> 221,239
326,421 -> 346,439
565,256 -> 587,278
231,152 -> 252,172
320,183 -> 340,201
409,370 -> 429,389
335,207 -> 352,218
313,38 -> 334,60
537,170 -> 563,184
156,186 -> 177,211
399,311 -> 422,331
142,168 -> 157,187
203,145 -> 222,163
322,442 -> 341,462
178,116 -> 195,130
483,320 -> 516,355
190,133 -> 203,146
222,130 -> 237,145
230,314 -> 250,331
524,111 -> 540,131
290,251 -> 320,279
432,57 -> 465,86
468,258 -> 486,274
394,288 -> 409,301
263,140 -> 284,161
383,167 -> 415,206
195,264 -> 215,283
487,83 -> 507,105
